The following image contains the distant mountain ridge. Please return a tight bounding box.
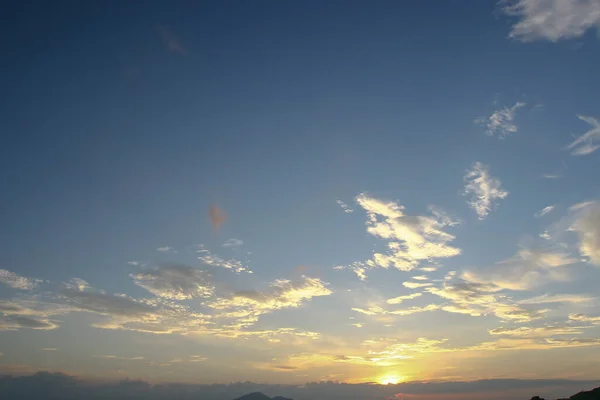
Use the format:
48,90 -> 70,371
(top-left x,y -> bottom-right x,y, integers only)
532,387 -> 600,400
234,392 -> 292,400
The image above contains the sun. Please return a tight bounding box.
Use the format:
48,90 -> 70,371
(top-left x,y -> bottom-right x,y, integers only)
378,374 -> 404,385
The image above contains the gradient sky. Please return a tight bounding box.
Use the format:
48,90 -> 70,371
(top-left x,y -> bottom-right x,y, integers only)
2,0 -> 600,387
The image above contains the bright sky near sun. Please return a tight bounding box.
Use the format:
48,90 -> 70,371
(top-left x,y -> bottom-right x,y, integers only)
1,0 -> 600,385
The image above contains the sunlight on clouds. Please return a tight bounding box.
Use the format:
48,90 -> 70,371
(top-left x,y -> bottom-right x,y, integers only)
347,193 -> 460,278
386,293 -> 422,305
402,281 -> 433,289
427,279 -> 546,322
464,162 -> 509,220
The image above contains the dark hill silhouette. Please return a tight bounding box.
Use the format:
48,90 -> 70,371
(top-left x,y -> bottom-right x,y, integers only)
531,386 -> 600,400
234,392 -> 292,400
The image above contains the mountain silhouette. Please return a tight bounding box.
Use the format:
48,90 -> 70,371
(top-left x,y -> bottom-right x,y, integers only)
531,386 -> 600,400
234,392 -> 292,400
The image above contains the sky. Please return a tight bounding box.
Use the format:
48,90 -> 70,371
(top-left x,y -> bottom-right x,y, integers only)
1,0 -> 600,395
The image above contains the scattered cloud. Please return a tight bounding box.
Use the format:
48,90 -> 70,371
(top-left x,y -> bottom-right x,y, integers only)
127,261 -> 140,266
158,26 -> 188,54
131,264 -> 214,300
209,204 -> 227,232
208,276 -> 332,329
464,162 -> 509,219
501,0 -> 600,42
475,101 -> 526,137
197,246 -> 251,273
156,246 -> 173,252
222,238 -> 243,247
0,314 -> 59,331
336,199 -> 354,213
0,269 -> 41,290
567,115 -> 600,156
352,193 -> 460,275
535,205 -> 556,218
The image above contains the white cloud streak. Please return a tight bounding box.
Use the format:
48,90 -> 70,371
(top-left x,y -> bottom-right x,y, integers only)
567,115 -> 600,156
535,205 -> 556,218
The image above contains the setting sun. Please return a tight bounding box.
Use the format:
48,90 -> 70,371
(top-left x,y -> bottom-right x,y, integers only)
378,375 -> 404,385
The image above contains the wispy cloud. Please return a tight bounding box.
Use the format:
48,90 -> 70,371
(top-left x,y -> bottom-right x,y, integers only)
427,278 -> 546,322
131,264 -> 214,300
197,246 -> 251,273
41,348 -> 57,351
464,162 -> 509,219
567,115 -> 600,156
475,101 -> 526,137
569,313 -> 600,324
127,261 -> 140,266
535,205 -> 556,218
501,0 -> 600,42
0,270 -> 41,290
336,199 -> 354,213
156,246 -> 173,252
518,293 -> 595,305
158,26 -> 188,54
462,246 -> 577,290
222,238 -> 243,247
571,201 -> 600,265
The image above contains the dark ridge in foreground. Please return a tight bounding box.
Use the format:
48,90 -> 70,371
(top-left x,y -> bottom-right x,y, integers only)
532,387 -> 600,400
235,393 -> 292,400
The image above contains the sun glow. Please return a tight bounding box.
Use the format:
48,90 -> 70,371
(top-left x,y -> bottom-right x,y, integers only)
378,374 -> 404,385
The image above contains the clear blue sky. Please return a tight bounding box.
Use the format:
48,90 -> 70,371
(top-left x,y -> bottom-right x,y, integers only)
1,0 -> 600,389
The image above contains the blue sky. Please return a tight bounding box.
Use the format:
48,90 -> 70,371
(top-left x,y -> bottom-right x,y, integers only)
1,0 -> 600,389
